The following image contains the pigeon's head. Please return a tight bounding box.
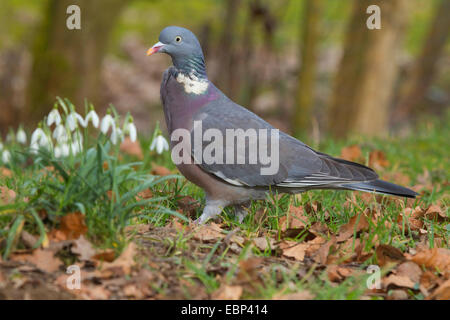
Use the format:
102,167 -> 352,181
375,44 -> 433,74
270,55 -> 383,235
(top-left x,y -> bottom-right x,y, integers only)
147,26 -> 206,77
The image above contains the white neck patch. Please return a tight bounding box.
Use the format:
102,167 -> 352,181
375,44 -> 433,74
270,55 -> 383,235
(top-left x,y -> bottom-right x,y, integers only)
176,72 -> 209,95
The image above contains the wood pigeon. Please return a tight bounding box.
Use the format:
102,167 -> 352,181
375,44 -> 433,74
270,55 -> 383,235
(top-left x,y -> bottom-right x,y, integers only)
147,26 -> 417,224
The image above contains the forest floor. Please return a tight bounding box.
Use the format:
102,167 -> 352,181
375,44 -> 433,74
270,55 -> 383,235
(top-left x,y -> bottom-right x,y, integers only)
0,113 -> 448,300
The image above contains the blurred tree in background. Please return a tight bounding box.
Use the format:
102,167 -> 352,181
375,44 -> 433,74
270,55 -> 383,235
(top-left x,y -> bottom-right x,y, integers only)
27,0 -> 126,123
0,0 -> 448,139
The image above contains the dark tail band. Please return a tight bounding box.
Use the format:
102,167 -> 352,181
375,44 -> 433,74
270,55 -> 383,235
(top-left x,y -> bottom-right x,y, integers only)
346,179 -> 418,198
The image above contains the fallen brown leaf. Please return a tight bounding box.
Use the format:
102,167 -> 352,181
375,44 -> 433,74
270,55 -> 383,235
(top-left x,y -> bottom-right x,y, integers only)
336,213 -> 370,242
192,222 -> 224,242
11,249 -> 62,273
340,145 -> 363,163
280,241 -> 308,261
120,137 -> 143,159
71,235 -> 96,261
408,248 -> 450,273
151,164 -> 172,176
427,279 -> 450,300
383,274 -> 416,289
369,150 -> 390,170
58,212 -> 88,240
98,242 -> 137,276
279,205 -> 308,232
327,265 -> 355,282
376,244 -> 405,267
253,237 -> 276,251
212,284 -> 243,300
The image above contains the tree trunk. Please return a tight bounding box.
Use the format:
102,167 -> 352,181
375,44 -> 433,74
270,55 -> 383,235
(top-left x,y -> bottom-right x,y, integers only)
293,0 -> 323,136
394,0 -> 450,122
216,0 -> 241,100
328,0 -> 408,138
26,0 -> 126,123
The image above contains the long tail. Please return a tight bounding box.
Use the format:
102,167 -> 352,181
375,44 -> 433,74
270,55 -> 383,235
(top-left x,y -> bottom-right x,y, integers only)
345,179 -> 418,198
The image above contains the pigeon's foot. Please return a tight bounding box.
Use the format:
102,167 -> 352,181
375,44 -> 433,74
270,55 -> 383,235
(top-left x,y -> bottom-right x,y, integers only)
233,201 -> 251,223
195,200 -> 227,224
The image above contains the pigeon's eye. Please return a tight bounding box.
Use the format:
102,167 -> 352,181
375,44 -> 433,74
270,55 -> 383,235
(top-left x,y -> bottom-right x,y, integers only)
175,36 -> 182,43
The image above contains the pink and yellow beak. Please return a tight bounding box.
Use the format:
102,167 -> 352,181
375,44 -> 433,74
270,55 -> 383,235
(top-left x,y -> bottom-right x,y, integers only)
147,41 -> 165,56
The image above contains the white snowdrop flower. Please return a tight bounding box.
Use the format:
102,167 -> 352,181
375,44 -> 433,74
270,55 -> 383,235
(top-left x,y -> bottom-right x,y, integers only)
71,142 -> 80,155
31,128 -> 46,146
55,143 -> 69,158
52,124 -> 68,142
85,110 -> 99,128
71,132 -> 83,154
66,112 -> 84,131
2,150 -> 11,163
54,145 -> 62,158
47,108 -> 61,126
30,142 -> 39,154
150,135 -> 169,154
110,127 -> 123,145
100,114 -> 115,134
123,120 -> 137,142
17,128 -> 27,144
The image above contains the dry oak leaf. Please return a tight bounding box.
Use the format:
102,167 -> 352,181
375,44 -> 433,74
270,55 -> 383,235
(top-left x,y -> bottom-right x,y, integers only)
151,164 -> 172,176
376,244 -> 406,267
192,222 -> 224,242
253,237 -> 276,251
92,249 -> 116,262
0,186 -> 16,204
71,235 -> 96,261
369,150 -> 390,170
336,213 -> 370,242
120,137 -> 143,159
98,242 -> 137,276
212,284 -> 243,300
408,248 -> 450,273
11,249 -> 62,273
425,205 -> 447,221
279,205 -> 308,232
396,261 -> 422,284
383,274 -> 416,290
427,279 -> 450,300
340,145 -> 363,163
280,241 -> 308,261
327,265 -> 355,282
59,212 -> 88,240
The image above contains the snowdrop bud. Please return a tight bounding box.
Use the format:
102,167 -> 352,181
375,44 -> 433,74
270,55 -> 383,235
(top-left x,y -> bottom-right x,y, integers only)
47,108 -> 61,126
2,150 -> 11,163
17,128 -> 27,144
85,110 -> 99,128
150,135 -> 169,154
101,114 -> 115,134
